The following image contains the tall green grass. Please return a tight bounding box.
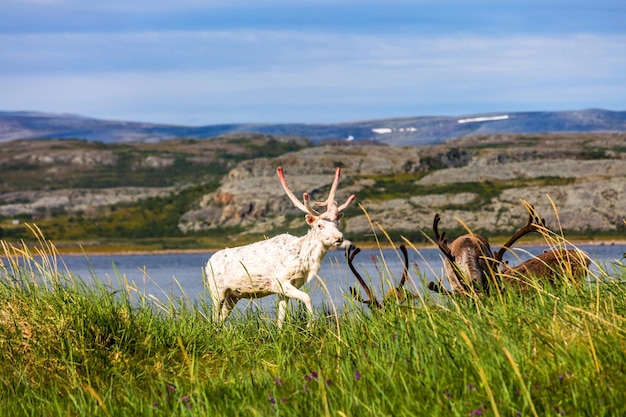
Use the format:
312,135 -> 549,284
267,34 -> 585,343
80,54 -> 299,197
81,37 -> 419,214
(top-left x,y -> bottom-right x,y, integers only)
1,224 -> 625,416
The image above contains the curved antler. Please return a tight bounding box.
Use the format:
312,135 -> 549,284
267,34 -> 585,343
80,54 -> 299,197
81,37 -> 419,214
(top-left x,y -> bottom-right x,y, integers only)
347,245 -> 383,309
398,244 -> 409,288
382,243 -> 421,303
429,214 -> 458,295
493,209 -> 546,263
277,166 -> 355,221
319,167 -> 356,221
433,213 -> 455,264
276,166 -> 319,216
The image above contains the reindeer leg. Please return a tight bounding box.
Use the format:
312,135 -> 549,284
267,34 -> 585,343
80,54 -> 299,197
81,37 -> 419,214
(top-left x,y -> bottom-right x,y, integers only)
277,296 -> 288,328
219,292 -> 237,324
280,283 -> 314,327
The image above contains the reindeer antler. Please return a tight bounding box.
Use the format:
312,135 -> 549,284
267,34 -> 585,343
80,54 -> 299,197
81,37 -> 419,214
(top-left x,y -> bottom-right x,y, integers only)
277,166 -> 355,221
493,209 -> 546,263
433,213 -> 455,264
382,244 -> 421,303
398,244 -> 409,288
347,245 -> 384,309
277,166 -> 318,216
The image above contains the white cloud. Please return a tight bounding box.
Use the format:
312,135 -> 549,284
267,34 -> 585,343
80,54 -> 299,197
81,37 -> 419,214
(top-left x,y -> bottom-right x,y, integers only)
0,29 -> 624,124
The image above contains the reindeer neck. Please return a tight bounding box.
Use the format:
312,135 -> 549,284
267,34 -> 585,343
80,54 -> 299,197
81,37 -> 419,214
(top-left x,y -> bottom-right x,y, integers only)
297,228 -> 331,267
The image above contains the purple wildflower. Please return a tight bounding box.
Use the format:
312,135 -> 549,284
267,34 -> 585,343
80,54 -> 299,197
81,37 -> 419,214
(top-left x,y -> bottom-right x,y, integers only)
326,379 -> 332,386
310,371 -> 318,380
355,370 -> 361,381
443,390 -> 451,399
467,383 -> 476,391
153,401 -> 159,407
167,384 -> 177,392
470,409 -> 483,415
281,397 -> 287,403
181,394 -> 191,403
274,376 -> 284,386
269,396 -> 276,405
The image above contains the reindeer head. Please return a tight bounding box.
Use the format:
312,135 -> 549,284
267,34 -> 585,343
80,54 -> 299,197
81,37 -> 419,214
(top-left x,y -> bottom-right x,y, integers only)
277,166 -> 356,247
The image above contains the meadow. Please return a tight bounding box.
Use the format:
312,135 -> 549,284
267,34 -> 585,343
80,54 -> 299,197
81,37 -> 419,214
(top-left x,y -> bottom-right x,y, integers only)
1,225 -> 625,416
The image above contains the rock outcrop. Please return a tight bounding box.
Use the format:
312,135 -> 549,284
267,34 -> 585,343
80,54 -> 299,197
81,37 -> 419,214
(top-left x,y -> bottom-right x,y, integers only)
178,134 -> 625,237
0,187 -> 176,217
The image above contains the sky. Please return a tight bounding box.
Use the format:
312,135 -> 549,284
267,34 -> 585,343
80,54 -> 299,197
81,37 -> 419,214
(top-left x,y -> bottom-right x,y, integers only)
0,0 -> 625,126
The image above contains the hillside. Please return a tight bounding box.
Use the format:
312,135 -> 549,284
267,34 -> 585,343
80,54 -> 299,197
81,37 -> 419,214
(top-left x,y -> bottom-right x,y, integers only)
1,109 -> 625,146
179,132 -> 626,244
0,132 -> 624,250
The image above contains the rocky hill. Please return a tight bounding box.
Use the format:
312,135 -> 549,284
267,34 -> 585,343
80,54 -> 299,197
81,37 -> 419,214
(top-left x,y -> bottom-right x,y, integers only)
0,132 -> 624,247
179,132 -> 626,242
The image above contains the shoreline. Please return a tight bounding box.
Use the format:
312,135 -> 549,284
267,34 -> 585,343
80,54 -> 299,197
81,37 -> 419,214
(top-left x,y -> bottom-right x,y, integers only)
54,239 -> 626,257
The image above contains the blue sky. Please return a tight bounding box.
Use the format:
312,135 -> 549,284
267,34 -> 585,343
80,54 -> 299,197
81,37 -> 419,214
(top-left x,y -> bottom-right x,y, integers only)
0,0 -> 624,125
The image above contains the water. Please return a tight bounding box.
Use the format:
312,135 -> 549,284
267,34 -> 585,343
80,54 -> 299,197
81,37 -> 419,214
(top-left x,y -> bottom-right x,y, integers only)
57,243 -> 626,318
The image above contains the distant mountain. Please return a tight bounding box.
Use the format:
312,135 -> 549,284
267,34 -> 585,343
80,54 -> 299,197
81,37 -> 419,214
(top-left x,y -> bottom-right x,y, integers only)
1,109 -> 625,146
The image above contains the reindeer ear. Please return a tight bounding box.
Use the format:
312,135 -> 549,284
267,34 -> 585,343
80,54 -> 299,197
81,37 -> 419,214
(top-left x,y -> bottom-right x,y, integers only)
305,214 -> 316,225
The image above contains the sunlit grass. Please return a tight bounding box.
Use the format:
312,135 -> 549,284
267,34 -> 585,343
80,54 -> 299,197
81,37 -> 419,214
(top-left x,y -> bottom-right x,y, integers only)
1,222 -> 625,416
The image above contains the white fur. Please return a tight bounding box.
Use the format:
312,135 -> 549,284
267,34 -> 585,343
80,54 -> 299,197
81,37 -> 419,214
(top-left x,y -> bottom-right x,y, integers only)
206,216 -> 347,327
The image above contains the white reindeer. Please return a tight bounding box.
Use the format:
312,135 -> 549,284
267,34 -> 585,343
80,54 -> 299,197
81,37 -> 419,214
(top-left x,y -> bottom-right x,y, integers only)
205,166 -> 356,327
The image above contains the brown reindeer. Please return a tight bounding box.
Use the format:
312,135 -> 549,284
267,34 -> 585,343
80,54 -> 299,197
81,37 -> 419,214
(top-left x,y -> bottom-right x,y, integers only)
500,248 -> 591,291
347,244 -> 417,309
428,210 -> 546,296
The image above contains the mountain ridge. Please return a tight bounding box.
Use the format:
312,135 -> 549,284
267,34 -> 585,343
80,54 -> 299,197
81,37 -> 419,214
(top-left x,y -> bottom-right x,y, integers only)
1,108 -> 625,146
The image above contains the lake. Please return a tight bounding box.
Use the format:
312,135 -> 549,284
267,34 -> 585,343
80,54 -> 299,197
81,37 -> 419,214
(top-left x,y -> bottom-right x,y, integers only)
57,242 -> 626,318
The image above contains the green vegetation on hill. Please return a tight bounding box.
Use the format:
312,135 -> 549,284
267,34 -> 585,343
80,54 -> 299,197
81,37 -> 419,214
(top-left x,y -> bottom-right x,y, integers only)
0,134 -> 312,248
358,174 -> 575,203
0,135 -> 311,192
0,132 -> 624,251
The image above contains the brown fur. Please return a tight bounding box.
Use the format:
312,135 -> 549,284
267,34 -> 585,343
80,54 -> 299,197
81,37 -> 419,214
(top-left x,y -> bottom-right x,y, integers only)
501,248 -> 591,291
443,234 -> 495,293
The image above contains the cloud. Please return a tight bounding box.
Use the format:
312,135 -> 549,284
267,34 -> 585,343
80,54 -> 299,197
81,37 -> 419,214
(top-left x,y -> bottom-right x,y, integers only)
0,1 -> 624,124
2,31 -> 625,124
2,29 -> 624,74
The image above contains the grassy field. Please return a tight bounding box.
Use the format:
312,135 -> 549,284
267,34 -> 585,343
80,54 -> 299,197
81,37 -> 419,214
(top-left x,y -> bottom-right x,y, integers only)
1,226 -> 625,416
